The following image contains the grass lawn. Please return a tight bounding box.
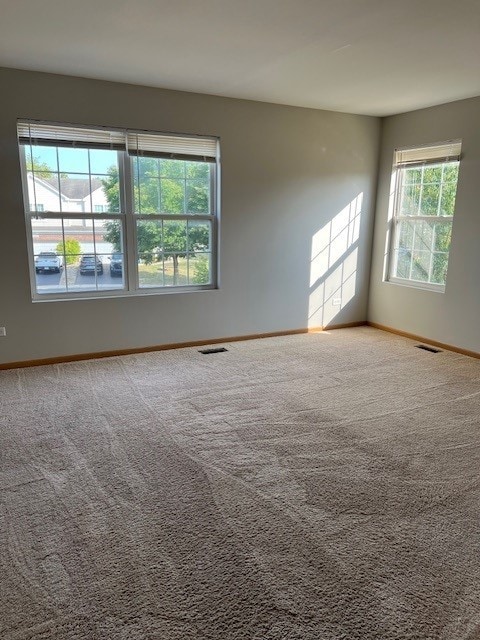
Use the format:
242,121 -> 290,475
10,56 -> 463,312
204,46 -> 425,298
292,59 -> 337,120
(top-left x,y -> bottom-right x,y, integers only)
138,255 -> 209,286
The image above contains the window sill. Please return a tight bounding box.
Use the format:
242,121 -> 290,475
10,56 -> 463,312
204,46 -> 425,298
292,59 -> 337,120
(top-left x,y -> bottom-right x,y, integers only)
31,285 -> 218,303
385,277 -> 445,293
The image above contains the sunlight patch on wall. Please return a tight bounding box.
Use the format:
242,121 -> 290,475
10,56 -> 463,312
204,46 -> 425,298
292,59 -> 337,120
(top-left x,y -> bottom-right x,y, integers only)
309,193 -> 363,328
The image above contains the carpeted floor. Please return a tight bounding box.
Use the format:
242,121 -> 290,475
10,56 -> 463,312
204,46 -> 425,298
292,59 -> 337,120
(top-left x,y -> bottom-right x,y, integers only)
1,327 -> 480,639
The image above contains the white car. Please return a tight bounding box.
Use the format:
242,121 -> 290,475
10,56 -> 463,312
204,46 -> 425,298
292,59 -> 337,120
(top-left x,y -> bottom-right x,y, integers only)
35,252 -> 64,274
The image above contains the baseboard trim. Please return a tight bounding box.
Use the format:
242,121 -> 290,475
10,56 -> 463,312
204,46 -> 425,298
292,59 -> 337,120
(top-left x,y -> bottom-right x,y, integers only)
367,321 -> 480,359
0,321 -> 366,370
319,321 -> 367,332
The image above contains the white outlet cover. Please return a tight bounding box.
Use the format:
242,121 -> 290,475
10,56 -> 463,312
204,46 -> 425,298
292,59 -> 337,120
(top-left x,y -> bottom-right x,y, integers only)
0,327 -> 6,336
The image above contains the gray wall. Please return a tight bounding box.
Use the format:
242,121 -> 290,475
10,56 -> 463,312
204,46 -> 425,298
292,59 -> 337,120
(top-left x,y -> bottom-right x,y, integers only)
0,68 -> 379,364
369,96 -> 480,353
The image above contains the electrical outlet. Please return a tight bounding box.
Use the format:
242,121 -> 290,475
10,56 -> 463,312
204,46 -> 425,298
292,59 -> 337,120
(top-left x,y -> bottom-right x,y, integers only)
332,298 -> 342,306
0,327 -> 6,337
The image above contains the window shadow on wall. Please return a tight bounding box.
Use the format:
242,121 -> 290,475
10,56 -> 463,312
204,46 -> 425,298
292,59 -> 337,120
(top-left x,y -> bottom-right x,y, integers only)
308,193 -> 363,328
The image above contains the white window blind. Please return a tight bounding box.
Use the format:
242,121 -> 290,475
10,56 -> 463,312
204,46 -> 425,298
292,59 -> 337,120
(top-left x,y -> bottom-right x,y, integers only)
18,121 -> 218,162
394,140 -> 462,168
127,131 -> 218,163
18,121 -> 125,150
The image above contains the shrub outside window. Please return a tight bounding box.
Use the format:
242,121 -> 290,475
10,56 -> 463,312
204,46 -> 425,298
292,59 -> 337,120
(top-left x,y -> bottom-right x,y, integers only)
18,121 -> 219,300
387,140 -> 461,291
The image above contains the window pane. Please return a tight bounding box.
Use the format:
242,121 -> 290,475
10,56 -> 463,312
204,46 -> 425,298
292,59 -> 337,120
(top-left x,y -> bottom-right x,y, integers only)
400,184 -> 420,215
188,253 -> 211,285
91,174 -> 118,214
434,222 -> 452,252
185,161 -> 209,179
58,147 -> 89,174
95,220 -> 125,290
138,253 -> 197,288
439,164 -> 459,216
24,144 -> 120,215
89,149 -> 119,175
403,167 -> 422,185
186,178 -> 210,214
63,219 -> 95,292
163,220 -> 187,253
27,170 -> 61,212
188,220 -> 211,251
137,178 -> 161,214
26,145 -> 58,173
413,220 -> 434,252
420,184 -> 440,216
107,251 -> 124,283
138,253 -> 164,288
60,218 -> 123,293
32,219 -> 67,295
136,220 -> 162,263
160,159 -> 185,179
133,157 -> 160,214
163,254 -> 188,286
99,168 -> 121,213
395,248 -> 411,280
161,179 -> 185,214
55,174 -> 117,215
397,219 -> 414,252
393,219 -> 454,286
423,166 -> 443,184
59,174 -> 92,213
431,253 -> 449,285
138,252 -> 189,288
411,251 -> 430,282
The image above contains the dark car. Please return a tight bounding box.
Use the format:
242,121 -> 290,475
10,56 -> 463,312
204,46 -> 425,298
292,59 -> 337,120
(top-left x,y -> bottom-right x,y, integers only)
110,253 -> 123,277
79,254 -> 103,275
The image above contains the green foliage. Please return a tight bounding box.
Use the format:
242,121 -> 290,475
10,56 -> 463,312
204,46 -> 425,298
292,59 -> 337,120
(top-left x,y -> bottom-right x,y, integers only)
56,238 -> 81,264
102,157 -> 211,284
192,255 -> 210,284
397,162 -> 459,285
101,165 -> 121,213
131,157 -> 209,214
26,150 -> 53,179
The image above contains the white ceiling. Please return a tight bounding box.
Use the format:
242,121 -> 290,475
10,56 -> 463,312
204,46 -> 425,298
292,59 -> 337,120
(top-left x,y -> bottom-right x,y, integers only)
1,0 -> 479,116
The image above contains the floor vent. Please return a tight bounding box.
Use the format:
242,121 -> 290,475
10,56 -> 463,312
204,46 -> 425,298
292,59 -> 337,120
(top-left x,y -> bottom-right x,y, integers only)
199,347 -> 228,355
415,344 -> 442,353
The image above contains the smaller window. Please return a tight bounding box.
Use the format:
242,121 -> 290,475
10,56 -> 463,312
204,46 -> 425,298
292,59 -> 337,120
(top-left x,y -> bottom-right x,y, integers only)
387,140 -> 461,291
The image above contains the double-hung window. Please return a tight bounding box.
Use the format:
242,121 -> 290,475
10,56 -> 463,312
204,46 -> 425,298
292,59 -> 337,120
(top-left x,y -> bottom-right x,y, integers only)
18,121 -> 219,300
387,140 -> 461,291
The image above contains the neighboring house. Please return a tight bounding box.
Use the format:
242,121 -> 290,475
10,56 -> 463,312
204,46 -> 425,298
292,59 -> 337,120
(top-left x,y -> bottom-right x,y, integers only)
27,173 -> 108,227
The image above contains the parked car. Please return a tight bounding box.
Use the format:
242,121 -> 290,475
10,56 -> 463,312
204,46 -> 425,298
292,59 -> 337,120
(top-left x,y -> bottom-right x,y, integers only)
110,253 -> 123,277
35,252 -> 63,274
79,254 -> 103,275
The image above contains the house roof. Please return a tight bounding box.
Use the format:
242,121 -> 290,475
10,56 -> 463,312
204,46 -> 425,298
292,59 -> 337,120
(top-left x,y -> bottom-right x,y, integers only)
43,176 -> 103,201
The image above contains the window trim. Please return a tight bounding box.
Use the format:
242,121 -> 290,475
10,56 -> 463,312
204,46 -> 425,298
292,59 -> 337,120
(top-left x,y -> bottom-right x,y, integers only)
385,141 -> 461,293
18,122 -> 220,302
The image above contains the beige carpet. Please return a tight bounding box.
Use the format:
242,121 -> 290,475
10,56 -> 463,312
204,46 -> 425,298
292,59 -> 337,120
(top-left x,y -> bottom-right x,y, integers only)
1,327 -> 480,639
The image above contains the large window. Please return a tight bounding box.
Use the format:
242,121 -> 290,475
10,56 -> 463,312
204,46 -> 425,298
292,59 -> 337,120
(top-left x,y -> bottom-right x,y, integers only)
387,140 -> 461,291
18,121 -> 219,300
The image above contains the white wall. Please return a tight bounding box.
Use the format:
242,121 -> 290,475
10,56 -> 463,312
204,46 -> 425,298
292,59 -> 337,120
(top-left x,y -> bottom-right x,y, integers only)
369,96 -> 480,353
0,67 -> 379,364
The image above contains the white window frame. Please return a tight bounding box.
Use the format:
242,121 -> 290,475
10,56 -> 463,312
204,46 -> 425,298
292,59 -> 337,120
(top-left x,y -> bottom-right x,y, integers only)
386,140 -> 461,293
18,121 -> 220,302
